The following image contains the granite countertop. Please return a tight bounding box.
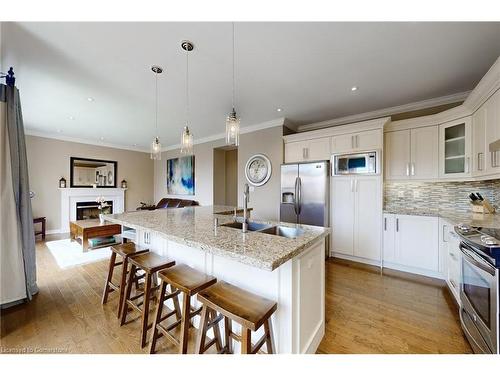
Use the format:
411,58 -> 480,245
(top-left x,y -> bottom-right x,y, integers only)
383,208 -> 500,228
104,205 -> 330,271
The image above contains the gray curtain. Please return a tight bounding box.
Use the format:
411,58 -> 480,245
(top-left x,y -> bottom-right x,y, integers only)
1,83 -> 38,300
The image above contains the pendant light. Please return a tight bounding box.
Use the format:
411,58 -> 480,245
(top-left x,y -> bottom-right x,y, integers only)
226,22 -> 240,146
180,40 -> 194,155
150,65 -> 163,160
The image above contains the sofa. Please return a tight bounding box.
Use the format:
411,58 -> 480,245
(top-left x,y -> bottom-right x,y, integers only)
137,198 -> 199,211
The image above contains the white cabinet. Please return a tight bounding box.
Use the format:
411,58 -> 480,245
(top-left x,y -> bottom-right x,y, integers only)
383,214 -> 440,277
330,129 -> 382,154
472,105 -> 487,176
484,89 -> 500,175
284,138 -> 330,163
384,126 -> 439,180
411,126 -> 439,179
439,117 -> 472,179
331,176 -> 382,262
439,218 -> 461,305
331,178 -> 355,256
384,130 -> 411,180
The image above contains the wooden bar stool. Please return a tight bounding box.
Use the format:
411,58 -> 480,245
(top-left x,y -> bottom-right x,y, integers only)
196,281 -> 277,354
120,252 -> 175,348
101,242 -> 149,318
149,264 -> 218,354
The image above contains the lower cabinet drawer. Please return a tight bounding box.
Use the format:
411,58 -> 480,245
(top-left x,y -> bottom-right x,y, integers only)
447,251 -> 461,305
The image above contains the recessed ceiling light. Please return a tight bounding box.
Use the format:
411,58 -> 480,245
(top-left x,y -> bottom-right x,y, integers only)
351,86 -> 358,92
57,129 -> 63,133
100,136 -> 104,141
276,108 -> 283,112
69,116 -> 75,120
133,143 -> 138,147
87,97 -> 95,102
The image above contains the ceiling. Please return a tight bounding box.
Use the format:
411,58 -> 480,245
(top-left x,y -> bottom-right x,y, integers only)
2,22 -> 500,151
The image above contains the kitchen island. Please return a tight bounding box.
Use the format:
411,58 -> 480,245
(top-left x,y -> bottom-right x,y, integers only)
104,205 -> 329,353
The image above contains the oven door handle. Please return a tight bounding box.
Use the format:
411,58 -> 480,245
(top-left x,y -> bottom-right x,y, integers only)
459,243 -> 496,276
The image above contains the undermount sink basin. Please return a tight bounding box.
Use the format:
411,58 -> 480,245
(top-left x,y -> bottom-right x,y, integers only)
221,221 -> 272,232
259,226 -> 304,239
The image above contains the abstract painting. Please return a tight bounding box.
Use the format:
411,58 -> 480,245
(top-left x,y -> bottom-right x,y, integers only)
166,156 -> 195,195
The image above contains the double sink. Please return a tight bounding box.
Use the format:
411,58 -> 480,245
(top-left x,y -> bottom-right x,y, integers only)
221,221 -> 304,239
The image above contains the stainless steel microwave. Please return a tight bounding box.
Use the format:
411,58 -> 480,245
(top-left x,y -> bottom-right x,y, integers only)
332,151 -> 378,175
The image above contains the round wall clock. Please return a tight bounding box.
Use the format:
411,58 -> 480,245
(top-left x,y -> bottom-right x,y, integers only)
245,154 -> 272,187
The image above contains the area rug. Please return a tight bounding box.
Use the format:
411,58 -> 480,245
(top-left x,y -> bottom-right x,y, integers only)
46,239 -> 111,269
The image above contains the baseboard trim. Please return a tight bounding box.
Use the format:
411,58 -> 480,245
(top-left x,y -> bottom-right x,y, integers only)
303,320 -> 325,354
331,253 -> 445,280
46,229 -> 63,235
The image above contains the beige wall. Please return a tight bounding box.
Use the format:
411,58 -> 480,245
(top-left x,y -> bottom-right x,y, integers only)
212,148 -> 226,205
237,126 -> 283,220
154,125 -> 284,220
225,149 -> 238,206
26,135 -> 154,231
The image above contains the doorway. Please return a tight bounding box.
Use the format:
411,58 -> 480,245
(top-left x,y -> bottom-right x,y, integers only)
213,146 -> 238,206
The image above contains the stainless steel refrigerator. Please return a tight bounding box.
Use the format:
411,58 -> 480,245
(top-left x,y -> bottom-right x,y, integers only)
280,161 -> 329,227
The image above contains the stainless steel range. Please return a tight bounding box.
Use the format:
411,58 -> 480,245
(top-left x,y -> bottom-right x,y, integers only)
455,224 -> 500,354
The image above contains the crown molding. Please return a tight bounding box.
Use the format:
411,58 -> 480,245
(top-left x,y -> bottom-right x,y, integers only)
24,129 -> 150,153
463,56 -> 500,112
296,91 -> 470,133
24,117 -> 286,154
162,117 -> 286,151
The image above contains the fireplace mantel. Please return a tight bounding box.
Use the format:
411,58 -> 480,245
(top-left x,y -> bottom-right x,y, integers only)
60,188 -> 126,233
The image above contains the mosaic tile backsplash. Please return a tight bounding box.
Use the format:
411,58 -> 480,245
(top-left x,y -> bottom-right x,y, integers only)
384,179 -> 500,213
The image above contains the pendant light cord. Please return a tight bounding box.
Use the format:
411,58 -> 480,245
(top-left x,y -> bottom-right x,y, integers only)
232,22 -> 235,111
155,71 -> 159,137
186,47 -> 190,126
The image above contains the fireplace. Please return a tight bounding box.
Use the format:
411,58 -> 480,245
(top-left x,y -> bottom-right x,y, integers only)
76,200 -> 113,220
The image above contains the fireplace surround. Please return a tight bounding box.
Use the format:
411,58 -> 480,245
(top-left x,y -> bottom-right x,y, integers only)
59,187 -> 125,233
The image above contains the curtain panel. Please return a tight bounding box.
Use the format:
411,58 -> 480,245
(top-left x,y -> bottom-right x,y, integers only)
0,83 -> 37,304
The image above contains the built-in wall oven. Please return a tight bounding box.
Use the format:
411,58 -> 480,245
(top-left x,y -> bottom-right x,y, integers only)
332,151 -> 378,176
455,224 -> 500,354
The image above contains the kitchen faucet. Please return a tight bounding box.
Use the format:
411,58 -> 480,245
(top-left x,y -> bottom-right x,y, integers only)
242,183 -> 250,233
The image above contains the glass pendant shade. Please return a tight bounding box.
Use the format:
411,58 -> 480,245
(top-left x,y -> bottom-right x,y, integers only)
225,108 -> 240,146
150,136 -> 162,160
180,126 -> 193,155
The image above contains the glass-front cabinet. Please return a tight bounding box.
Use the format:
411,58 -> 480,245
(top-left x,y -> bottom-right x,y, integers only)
439,117 -> 472,178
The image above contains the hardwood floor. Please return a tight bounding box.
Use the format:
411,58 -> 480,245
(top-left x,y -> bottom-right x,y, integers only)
1,235 -> 472,354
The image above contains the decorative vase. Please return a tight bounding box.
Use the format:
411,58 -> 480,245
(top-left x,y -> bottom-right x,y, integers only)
99,213 -> 105,224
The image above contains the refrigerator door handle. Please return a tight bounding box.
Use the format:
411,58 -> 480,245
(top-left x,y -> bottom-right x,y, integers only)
297,177 -> 302,215
294,177 -> 299,215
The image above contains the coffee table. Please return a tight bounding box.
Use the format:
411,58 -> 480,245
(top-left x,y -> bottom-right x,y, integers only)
70,219 -> 122,252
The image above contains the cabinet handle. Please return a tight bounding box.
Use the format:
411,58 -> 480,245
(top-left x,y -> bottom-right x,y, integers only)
384,217 -> 387,231
406,163 -> 410,176
411,163 -> 415,176
396,218 -> 399,232
355,179 -> 358,192
351,135 -> 354,149
350,179 -> 354,192
442,225 -> 447,242
478,153 -> 483,171
450,279 -> 457,289
355,135 -> 359,148
466,157 -> 470,173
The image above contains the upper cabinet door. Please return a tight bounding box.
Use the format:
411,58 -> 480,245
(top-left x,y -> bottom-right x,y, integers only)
410,126 -> 439,180
485,89 -> 500,174
285,141 -> 306,163
439,117 -> 472,179
356,129 -> 383,151
472,105 -> 487,176
384,130 -> 411,180
330,133 -> 355,154
331,129 -> 382,154
307,138 -> 331,161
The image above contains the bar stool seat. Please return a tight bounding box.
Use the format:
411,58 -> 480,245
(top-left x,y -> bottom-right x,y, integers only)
149,264 -> 217,354
101,242 -> 149,318
120,252 -> 175,348
196,281 -> 277,354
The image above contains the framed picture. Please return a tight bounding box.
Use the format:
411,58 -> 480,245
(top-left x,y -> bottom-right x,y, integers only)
166,156 -> 195,195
